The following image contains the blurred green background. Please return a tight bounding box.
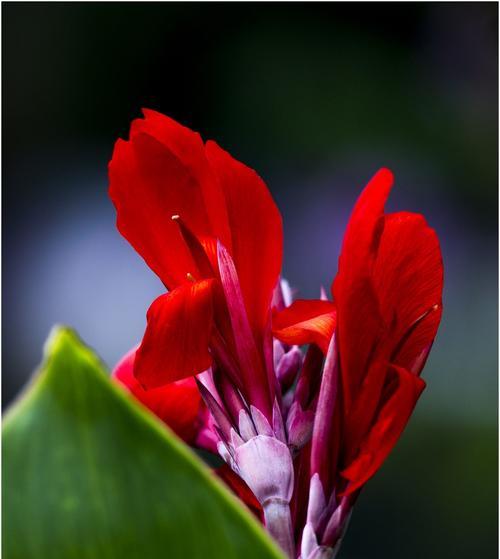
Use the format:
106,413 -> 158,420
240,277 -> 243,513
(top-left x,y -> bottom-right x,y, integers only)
3,3 -> 497,558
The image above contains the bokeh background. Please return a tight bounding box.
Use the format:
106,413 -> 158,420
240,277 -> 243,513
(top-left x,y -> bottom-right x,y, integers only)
3,3 -> 497,558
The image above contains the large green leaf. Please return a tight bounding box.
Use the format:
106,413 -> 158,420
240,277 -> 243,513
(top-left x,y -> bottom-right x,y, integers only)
3,327 -> 283,559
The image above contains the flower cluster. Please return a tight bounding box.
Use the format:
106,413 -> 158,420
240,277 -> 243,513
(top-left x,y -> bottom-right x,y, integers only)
109,109 -> 443,558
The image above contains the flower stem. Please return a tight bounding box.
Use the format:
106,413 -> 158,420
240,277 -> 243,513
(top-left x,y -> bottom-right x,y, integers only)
263,498 -> 295,558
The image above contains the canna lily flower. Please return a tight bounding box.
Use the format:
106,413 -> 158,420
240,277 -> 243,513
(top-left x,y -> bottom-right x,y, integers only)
109,110 -> 443,558
272,168 -> 443,557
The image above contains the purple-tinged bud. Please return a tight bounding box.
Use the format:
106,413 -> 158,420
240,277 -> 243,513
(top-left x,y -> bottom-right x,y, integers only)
286,401 -> 315,452
250,405 -> 275,437
213,396 -> 296,557
272,398 -> 287,443
282,390 -> 294,416
306,473 -> 326,530
276,346 -> 303,390
322,496 -> 353,549
217,440 -> 236,470
273,339 -> 285,370
294,345 -> 324,409
214,369 -> 247,424
230,428 -> 244,449
310,334 -> 340,493
234,435 -> 293,504
238,408 -> 257,441
300,475 -> 350,559
301,523 -> 336,559
301,523 -> 319,559
196,378 -> 233,442
301,474 -> 328,559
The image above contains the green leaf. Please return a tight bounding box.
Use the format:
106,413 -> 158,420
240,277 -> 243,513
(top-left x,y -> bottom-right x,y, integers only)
3,327 -> 284,559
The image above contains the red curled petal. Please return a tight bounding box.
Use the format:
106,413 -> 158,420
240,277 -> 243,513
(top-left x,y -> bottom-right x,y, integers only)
205,140 -> 283,343
332,168 -> 393,410
272,299 -> 337,354
373,212 -> 444,372
135,279 -> 215,388
108,110 -> 230,289
334,167 -> 394,286
113,347 -> 202,443
340,365 -> 426,495
135,110 -> 232,247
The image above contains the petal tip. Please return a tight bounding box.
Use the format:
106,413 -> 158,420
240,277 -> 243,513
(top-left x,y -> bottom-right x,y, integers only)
376,167 -> 394,185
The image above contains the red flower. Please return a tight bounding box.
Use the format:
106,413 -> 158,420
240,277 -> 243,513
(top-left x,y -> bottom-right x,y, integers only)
273,168 -> 443,492
333,169 -> 443,495
272,169 -> 443,555
109,109 -> 282,419
109,111 -> 443,558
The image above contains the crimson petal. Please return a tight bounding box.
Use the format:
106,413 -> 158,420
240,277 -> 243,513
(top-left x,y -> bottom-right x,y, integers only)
205,140 -> 283,343
134,279 -> 215,388
340,365 -> 426,495
272,299 -> 336,354
109,110 -> 230,289
373,211 -> 443,372
109,110 -> 283,348
332,168 -> 393,411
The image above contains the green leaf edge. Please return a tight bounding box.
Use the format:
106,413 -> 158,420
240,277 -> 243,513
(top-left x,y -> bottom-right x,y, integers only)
2,325 -> 284,559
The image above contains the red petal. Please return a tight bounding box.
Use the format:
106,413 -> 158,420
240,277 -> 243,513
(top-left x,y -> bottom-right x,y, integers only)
216,464 -> 263,521
335,276 -> 386,413
108,110 -> 230,288
334,168 -> 394,285
332,169 -> 393,410
342,358 -> 389,462
332,169 -> 443,414
135,279 -> 215,388
109,110 -> 283,347
113,347 -> 202,443
205,140 -> 283,342
272,299 -> 336,354
340,365 -> 425,495
373,212 -> 443,372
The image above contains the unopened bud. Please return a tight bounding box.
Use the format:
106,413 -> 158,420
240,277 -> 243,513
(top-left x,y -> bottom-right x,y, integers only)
287,401 -> 315,451
234,435 -> 294,505
276,346 -> 303,390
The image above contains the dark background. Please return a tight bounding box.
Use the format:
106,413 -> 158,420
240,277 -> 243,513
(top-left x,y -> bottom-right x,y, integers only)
3,3 -> 498,558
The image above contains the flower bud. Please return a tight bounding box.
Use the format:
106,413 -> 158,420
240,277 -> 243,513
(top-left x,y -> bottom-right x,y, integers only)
233,435 -> 294,505
286,401 -> 315,452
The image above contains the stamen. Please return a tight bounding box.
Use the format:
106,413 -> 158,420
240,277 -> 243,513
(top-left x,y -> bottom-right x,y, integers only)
186,272 -> 196,282
171,214 -> 215,278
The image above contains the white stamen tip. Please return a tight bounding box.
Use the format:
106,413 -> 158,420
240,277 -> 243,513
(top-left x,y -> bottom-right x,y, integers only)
171,214 -> 180,221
